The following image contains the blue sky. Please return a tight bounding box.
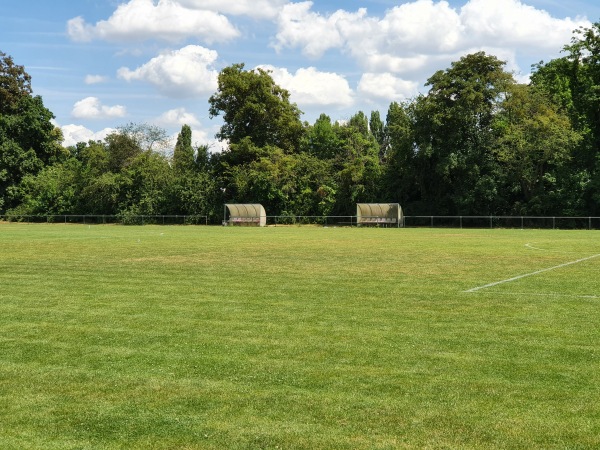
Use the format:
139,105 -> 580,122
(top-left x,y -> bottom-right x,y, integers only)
2,0 -> 599,150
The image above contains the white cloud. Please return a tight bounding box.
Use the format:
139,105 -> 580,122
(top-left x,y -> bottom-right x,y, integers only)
459,0 -> 588,54
156,108 -> 201,127
84,74 -> 108,85
273,0 -> 591,79
72,97 -> 127,119
260,65 -> 354,108
273,2 -> 366,59
178,0 -> 288,19
67,0 -> 239,44
367,0 -> 463,54
358,73 -> 419,101
117,45 -> 219,98
60,124 -> 115,147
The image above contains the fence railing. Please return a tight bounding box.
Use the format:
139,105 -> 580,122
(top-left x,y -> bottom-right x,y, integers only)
404,215 -> 600,230
0,214 -> 208,225
2,214 -> 599,229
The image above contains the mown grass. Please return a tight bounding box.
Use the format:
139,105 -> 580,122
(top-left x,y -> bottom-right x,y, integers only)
0,224 -> 599,449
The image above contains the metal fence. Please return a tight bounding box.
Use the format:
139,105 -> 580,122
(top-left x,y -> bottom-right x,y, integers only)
0,214 -> 208,225
2,214 -> 599,229
404,215 -> 600,230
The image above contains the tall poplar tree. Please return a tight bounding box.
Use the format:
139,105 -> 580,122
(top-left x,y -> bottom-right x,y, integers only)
173,124 -> 195,172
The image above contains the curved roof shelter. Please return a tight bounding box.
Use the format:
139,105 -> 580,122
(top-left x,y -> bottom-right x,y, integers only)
356,203 -> 403,227
225,204 -> 267,227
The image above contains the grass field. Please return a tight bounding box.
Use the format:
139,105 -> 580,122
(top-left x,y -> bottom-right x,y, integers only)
1,224 -> 599,449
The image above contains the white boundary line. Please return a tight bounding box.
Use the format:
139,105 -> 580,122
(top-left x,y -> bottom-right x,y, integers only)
470,291 -> 600,299
465,253 -> 600,293
525,243 -> 581,254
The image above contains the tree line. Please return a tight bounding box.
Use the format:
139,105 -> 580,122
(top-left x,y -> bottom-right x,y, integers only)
2,22 -> 600,222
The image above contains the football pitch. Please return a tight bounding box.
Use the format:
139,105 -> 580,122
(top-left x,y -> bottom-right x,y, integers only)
1,224 -> 599,449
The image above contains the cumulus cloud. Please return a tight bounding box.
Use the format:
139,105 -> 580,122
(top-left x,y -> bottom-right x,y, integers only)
273,2 -> 366,59
260,65 -> 354,107
273,0 -> 590,78
67,0 -> 239,44
117,45 -> 219,98
72,97 -> 127,119
459,0 -> 587,54
156,108 -> 201,127
60,124 -> 115,147
84,74 -> 108,85
178,0 -> 288,19
358,73 -> 419,101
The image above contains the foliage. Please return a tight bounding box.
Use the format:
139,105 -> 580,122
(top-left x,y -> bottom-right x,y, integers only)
173,124 -> 195,173
412,52 -> 514,214
208,63 -> 303,153
0,50 -> 32,114
493,84 -> 582,214
301,113 -> 341,159
7,30 -> 600,218
0,81 -> 64,212
223,145 -> 336,217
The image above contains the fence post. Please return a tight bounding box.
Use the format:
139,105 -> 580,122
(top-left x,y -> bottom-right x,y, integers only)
490,216 -> 492,229
460,216 -> 462,229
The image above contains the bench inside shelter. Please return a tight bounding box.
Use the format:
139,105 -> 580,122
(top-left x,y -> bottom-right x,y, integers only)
356,203 -> 403,227
225,204 -> 267,227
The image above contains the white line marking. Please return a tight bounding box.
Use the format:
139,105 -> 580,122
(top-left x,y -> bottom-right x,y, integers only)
470,291 -> 600,299
525,243 -> 581,254
525,243 -> 547,251
465,253 -> 600,293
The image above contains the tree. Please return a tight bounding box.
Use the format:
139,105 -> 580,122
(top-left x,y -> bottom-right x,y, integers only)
0,51 -> 32,114
173,124 -> 195,172
494,84 -> 582,214
118,122 -> 170,153
208,63 -> 303,153
301,113 -> 341,159
369,110 -> 386,161
7,159 -> 80,216
531,22 -> 600,213
223,147 -> 336,218
0,92 -> 64,212
331,111 -> 382,214
118,151 -> 173,218
412,52 -> 514,214
382,101 -> 417,206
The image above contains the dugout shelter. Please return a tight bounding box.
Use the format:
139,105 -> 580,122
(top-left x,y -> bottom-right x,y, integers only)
224,204 -> 267,227
356,203 -> 403,227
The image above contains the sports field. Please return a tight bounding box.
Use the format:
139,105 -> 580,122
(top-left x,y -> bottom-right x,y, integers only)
1,224 -> 599,449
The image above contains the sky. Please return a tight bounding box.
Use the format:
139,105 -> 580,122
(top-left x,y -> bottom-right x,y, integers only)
2,0 -> 599,151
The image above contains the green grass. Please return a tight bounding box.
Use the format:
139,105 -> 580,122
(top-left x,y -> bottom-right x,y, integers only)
1,224 -> 599,449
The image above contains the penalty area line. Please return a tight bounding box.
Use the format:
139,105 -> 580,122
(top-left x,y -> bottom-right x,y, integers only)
465,253 -> 600,293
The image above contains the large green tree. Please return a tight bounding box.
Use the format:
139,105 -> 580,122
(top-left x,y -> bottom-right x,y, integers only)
412,52 -> 514,214
493,84 -> 582,214
531,22 -> 600,213
0,51 -> 32,114
208,63 -> 303,154
0,58 -> 64,212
